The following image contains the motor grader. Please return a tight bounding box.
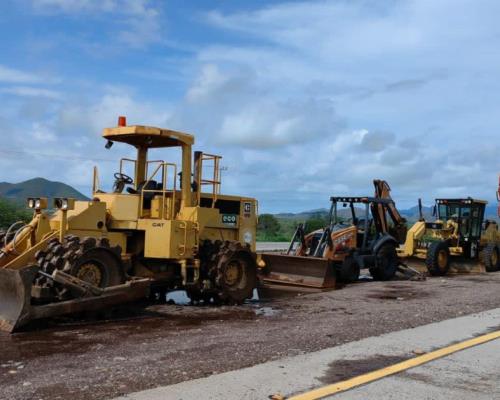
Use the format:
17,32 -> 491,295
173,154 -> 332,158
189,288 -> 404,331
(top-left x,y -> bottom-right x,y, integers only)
0,118 -> 258,332
260,180 -> 407,289
397,198 -> 500,275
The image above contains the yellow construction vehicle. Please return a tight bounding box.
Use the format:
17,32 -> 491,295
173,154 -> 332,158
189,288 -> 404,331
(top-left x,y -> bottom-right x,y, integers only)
260,180 -> 409,289
398,198 -> 500,275
0,117 -> 258,332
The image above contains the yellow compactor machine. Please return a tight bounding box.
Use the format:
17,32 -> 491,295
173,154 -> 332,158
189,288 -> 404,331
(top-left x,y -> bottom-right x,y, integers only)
0,118 -> 258,332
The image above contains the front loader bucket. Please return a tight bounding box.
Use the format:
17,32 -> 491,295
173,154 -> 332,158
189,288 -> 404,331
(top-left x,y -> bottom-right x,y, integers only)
260,253 -> 336,289
0,265 -> 38,333
0,266 -> 151,333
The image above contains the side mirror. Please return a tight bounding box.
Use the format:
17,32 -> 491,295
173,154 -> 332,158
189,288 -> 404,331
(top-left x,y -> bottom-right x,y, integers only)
432,205 -> 437,217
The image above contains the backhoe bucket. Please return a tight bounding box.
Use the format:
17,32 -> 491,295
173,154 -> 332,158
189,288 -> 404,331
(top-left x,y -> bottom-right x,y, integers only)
260,253 -> 336,289
0,266 -> 151,333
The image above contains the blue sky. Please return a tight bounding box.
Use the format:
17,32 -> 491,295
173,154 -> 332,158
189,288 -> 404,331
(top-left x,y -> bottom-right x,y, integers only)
0,0 -> 498,213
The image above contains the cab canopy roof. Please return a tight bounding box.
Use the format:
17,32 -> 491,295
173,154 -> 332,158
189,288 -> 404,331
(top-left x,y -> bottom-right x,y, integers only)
436,198 -> 488,205
102,125 -> 194,148
330,196 -> 394,205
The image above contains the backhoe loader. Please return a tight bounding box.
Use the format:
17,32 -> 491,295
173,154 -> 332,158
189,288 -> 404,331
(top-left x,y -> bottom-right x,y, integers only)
260,180 -> 407,289
397,198 -> 500,275
0,117 -> 258,332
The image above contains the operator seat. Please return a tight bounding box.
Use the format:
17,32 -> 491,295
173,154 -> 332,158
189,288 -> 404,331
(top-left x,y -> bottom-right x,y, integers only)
127,180 -> 158,208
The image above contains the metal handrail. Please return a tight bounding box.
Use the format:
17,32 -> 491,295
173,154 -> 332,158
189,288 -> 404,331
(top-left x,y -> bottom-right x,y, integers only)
139,162 -> 177,220
119,158 -> 137,189
146,160 -> 163,177
196,153 -> 222,208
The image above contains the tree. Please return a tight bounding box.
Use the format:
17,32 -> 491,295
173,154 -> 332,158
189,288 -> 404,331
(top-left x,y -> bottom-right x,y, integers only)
0,198 -> 32,230
257,214 -> 281,238
304,215 -> 328,234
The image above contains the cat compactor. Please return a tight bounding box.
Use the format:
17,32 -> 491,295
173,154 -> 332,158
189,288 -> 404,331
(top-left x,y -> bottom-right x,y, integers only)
0,117 -> 258,332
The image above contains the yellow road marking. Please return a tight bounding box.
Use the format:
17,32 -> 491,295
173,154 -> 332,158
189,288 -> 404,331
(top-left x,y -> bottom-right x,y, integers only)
289,330 -> 500,400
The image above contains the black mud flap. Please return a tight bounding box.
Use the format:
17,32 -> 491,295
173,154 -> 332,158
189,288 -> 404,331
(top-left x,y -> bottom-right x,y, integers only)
260,253 -> 336,289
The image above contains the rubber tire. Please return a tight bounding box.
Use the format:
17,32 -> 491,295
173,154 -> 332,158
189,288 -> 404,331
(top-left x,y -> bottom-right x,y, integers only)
370,243 -> 398,281
426,241 -> 450,276
483,243 -> 500,272
337,257 -> 360,283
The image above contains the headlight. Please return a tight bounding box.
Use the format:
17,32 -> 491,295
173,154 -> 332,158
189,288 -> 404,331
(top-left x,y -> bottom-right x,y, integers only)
54,198 -> 67,210
53,197 -> 75,211
27,197 -> 48,210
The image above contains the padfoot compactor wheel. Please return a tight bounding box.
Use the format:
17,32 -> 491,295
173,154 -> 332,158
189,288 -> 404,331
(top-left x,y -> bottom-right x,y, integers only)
34,235 -> 125,300
215,241 -> 257,304
188,240 -> 257,305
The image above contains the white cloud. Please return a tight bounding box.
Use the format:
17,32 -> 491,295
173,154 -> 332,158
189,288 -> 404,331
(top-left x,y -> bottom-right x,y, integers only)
56,88 -> 171,135
2,1 -> 499,213
189,1 -> 500,211
31,0 -> 162,47
0,86 -> 61,99
31,0 -> 117,13
0,65 -> 42,84
170,64 -> 342,149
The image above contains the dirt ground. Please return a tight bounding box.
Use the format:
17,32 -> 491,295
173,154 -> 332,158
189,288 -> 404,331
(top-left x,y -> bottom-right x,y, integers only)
2,272 -> 500,400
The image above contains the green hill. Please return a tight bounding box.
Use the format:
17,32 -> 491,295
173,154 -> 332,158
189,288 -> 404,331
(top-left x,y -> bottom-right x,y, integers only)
0,178 -> 88,205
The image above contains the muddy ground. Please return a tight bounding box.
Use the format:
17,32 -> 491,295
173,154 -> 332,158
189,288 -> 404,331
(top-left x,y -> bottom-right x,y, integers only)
2,272 -> 500,400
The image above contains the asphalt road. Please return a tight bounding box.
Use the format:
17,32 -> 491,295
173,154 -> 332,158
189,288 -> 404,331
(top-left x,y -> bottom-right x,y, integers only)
331,338 -> 500,399
115,308 -> 500,399
3,272 -> 500,400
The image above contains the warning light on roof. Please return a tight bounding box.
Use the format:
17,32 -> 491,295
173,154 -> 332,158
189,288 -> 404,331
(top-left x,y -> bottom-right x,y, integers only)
118,116 -> 127,127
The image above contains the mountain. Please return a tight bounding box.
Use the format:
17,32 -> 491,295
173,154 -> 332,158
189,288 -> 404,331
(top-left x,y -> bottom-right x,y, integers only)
275,206 -> 365,221
0,178 -> 89,205
274,203 -> 498,223
275,208 -> 329,220
399,205 -> 434,222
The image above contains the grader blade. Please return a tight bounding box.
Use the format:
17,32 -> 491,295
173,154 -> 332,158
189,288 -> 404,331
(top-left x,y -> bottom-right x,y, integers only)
260,253 -> 336,289
0,266 -> 151,333
402,257 -> 486,275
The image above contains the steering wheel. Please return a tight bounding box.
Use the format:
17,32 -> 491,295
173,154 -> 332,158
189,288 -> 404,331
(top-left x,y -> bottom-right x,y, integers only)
114,172 -> 133,184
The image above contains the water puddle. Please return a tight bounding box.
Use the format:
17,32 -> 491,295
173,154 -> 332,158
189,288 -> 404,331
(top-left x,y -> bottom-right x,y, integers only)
254,307 -> 281,317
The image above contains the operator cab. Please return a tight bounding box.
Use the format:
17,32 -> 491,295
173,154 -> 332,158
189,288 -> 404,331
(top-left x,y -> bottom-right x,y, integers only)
331,197 -> 383,250
92,117 -> 224,222
436,198 -> 487,241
